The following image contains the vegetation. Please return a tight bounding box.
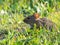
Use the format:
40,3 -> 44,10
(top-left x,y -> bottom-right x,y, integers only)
0,0 -> 60,45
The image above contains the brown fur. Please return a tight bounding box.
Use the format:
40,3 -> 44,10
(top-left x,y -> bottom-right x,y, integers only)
23,13 -> 57,31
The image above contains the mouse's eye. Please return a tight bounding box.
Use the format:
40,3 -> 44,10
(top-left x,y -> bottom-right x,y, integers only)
27,17 -> 30,19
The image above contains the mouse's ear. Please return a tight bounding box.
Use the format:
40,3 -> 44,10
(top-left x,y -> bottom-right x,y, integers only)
33,13 -> 40,19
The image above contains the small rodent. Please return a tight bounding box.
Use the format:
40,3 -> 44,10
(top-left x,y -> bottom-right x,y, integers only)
23,13 -> 57,31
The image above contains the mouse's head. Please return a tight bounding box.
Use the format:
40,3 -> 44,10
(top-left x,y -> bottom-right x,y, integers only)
23,15 -> 36,25
23,13 -> 40,28
23,13 -> 40,24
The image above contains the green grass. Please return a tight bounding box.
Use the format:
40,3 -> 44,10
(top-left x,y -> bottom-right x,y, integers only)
0,0 -> 60,45
0,12 -> 60,45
